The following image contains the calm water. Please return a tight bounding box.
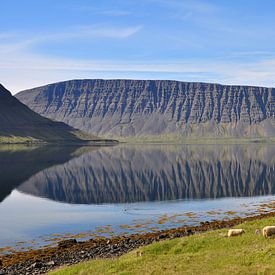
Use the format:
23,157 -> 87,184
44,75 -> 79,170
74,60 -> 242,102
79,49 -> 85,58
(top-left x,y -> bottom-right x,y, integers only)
0,144 -> 274,252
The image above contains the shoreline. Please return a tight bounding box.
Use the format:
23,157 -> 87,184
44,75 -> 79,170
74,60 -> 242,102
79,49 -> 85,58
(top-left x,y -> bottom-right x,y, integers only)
0,139 -> 119,146
1,137 -> 274,145
1,210 -> 275,275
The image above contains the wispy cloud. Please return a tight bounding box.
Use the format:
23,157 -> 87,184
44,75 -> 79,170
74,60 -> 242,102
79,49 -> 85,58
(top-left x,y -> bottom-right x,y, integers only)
227,51 -> 275,58
42,25 -> 142,40
67,4 -> 132,16
77,25 -> 142,39
0,24 -> 142,53
149,0 -> 219,14
174,11 -> 193,21
97,9 -> 131,16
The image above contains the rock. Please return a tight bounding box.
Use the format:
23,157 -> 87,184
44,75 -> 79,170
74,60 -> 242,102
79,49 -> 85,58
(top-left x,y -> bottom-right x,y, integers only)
16,79 -> 275,138
30,261 -> 43,269
46,261 -> 55,266
58,239 -> 77,248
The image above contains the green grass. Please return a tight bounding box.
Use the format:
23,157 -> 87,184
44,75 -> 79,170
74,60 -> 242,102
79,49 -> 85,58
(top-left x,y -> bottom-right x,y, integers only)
0,135 -> 42,144
49,217 -> 275,275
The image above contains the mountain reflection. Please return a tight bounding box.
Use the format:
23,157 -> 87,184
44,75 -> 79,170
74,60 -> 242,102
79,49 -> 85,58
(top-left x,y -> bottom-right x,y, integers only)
16,144 -> 275,204
0,145 -> 83,202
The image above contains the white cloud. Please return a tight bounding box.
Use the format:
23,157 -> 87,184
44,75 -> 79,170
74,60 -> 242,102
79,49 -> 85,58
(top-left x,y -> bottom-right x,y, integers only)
39,25 -> 143,40
0,24 -> 142,53
97,9 -> 132,16
67,4 -> 132,16
80,25 -> 142,39
149,0 -> 219,14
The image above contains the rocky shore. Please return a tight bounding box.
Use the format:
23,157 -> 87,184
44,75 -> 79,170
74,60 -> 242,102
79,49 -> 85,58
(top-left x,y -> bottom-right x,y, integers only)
1,211 -> 275,275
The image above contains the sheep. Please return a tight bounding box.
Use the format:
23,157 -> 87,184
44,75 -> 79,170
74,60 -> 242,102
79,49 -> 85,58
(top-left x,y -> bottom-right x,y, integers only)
227,229 -> 245,237
262,226 -> 275,238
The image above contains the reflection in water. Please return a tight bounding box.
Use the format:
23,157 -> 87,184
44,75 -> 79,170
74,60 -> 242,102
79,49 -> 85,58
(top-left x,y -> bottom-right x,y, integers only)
15,144 -> 275,204
0,145 -> 82,202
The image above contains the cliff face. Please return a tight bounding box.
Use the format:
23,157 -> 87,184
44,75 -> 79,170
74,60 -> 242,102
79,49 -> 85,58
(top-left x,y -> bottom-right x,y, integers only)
16,79 -> 275,138
18,145 -> 275,204
0,83 -> 94,143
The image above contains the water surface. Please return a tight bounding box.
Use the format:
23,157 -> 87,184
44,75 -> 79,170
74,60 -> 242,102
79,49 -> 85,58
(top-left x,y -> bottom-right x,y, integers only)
0,144 -> 274,252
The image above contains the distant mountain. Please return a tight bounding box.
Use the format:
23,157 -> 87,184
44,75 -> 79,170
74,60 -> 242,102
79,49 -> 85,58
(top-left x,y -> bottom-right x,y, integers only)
16,79 -> 275,139
0,84 -> 97,143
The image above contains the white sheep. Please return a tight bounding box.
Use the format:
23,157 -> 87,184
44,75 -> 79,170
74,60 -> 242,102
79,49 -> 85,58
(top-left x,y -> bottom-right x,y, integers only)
227,229 -> 245,237
262,226 -> 275,238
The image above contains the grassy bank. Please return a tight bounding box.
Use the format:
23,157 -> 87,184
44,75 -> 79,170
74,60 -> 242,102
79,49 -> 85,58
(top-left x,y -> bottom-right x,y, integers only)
0,135 -> 42,144
50,217 -> 275,275
0,135 -> 118,145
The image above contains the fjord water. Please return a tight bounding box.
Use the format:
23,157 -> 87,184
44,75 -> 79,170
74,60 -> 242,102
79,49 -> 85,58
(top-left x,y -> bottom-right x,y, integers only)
0,144 -> 274,251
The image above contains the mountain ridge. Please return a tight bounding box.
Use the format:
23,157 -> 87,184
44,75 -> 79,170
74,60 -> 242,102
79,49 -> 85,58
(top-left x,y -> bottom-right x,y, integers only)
16,79 -> 275,139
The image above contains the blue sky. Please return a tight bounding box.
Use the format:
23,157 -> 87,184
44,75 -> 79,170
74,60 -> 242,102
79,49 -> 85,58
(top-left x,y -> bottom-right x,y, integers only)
1,0 -> 275,93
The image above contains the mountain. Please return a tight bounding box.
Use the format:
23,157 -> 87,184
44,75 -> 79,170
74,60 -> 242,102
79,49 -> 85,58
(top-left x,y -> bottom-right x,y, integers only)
0,84 -> 99,143
16,79 -> 275,139
18,145 -> 275,204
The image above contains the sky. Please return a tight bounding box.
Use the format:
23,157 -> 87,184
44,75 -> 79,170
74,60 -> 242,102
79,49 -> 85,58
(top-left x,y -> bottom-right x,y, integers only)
1,0 -> 275,94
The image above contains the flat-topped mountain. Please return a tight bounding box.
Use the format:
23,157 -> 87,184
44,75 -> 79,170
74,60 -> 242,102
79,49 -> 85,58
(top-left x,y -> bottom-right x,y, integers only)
0,84 -> 95,143
16,79 -> 275,138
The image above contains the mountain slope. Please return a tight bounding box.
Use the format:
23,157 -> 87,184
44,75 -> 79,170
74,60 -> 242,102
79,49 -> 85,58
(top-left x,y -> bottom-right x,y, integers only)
0,84 -> 96,143
16,79 -> 275,138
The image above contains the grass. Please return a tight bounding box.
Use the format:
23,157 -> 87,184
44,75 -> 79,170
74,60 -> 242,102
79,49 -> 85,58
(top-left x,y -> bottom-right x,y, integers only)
0,135 -> 42,144
49,217 -> 275,275
0,134 -> 117,145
